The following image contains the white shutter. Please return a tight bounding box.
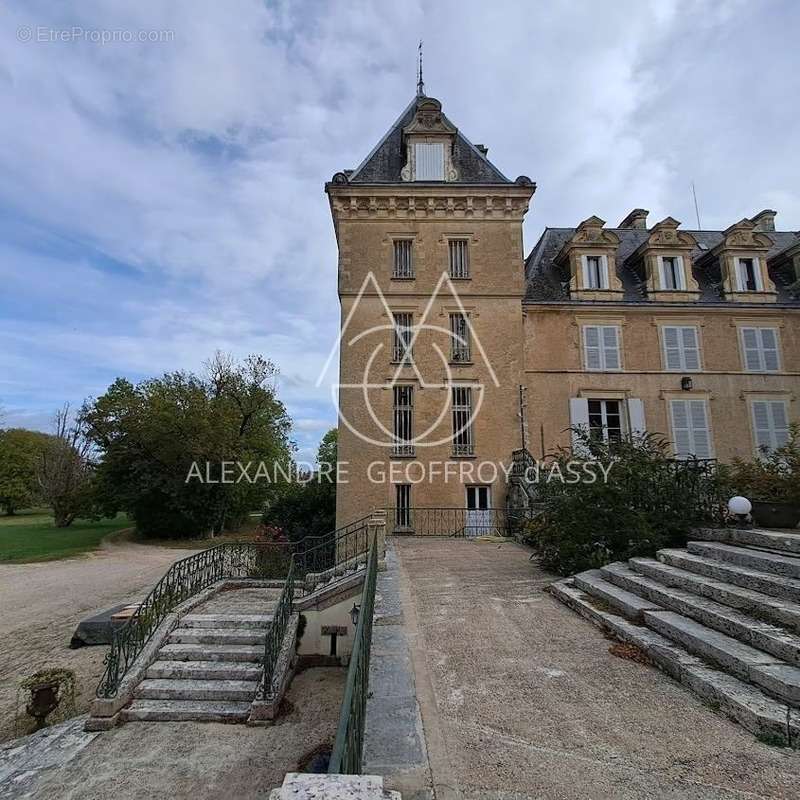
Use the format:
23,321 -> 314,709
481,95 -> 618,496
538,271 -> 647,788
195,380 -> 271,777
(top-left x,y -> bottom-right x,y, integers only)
581,255 -> 589,289
736,259 -> 747,291
583,326 -> 602,370
771,401 -> 790,449
599,255 -> 609,289
415,143 -> 444,180
675,256 -> 686,290
663,326 -> 682,370
751,400 -> 773,452
752,400 -> 790,453
670,400 -> 692,459
689,400 -> 712,459
602,326 -> 620,370
681,327 -> 700,370
628,398 -> 646,437
760,328 -> 780,371
569,398 -> 590,454
741,328 -> 762,371
753,257 -> 763,291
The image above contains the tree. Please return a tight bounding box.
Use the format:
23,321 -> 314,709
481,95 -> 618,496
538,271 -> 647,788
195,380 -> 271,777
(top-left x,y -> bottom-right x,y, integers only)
81,353 -> 293,538
0,428 -> 52,514
262,428 -> 338,542
37,406 -> 96,527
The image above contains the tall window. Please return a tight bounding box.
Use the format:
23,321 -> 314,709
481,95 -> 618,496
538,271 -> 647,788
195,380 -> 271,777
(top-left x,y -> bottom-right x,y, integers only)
670,399 -> 712,459
392,386 -> 414,456
588,399 -> 624,442
395,484 -> 411,528
740,327 -> 780,372
448,239 -> 470,279
449,313 -> 471,362
660,256 -> 685,290
393,240 -> 414,279
736,257 -> 761,292
583,255 -> 607,289
662,326 -> 701,371
415,142 -> 444,180
451,386 -> 475,456
751,400 -> 790,454
582,325 -> 621,371
392,312 -> 413,364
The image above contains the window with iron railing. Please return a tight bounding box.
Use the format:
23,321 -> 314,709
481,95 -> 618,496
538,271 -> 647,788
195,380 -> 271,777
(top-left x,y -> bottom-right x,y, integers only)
392,239 -> 414,279
395,484 -> 411,528
451,386 -> 475,456
392,312 -> 413,364
392,385 -> 414,456
449,312 -> 471,362
448,239 -> 470,279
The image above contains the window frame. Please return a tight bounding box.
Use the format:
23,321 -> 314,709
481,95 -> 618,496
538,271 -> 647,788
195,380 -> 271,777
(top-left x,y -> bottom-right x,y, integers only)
735,256 -> 763,292
748,397 -> 791,455
581,254 -> 609,290
391,239 -> 415,280
668,397 -> 714,460
414,142 -> 445,181
392,312 -> 414,364
659,255 -> 686,291
395,484 -> 412,529
449,312 -> 472,363
448,238 -> 470,280
451,385 -> 475,456
392,385 -> 415,457
582,324 -> 622,372
660,324 -> 702,372
739,326 -> 781,373
587,398 -> 625,443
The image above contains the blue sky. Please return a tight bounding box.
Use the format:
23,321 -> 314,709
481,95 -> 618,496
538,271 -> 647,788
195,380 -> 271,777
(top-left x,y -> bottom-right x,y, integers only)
1,0 -> 798,461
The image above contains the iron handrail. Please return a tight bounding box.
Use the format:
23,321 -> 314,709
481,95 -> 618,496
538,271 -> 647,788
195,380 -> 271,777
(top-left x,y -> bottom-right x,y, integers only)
328,530 -> 378,775
260,557 -> 295,700
386,506 -> 513,537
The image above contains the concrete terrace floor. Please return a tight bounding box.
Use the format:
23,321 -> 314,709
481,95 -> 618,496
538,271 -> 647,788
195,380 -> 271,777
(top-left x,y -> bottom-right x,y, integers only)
392,537 -> 800,800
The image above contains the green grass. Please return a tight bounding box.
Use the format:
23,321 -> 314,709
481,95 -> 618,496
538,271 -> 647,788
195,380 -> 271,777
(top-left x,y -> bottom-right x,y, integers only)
0,510 -> 133,563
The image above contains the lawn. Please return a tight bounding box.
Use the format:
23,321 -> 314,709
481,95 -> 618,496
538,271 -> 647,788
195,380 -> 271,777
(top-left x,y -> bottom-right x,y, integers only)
0,509 -> 133,563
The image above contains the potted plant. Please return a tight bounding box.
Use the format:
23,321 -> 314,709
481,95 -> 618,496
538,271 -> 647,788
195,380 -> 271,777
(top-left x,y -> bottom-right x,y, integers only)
728,424 -> 800,529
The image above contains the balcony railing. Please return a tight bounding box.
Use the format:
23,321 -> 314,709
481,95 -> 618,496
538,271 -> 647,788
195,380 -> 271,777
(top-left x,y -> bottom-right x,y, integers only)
386,506 -> 512,538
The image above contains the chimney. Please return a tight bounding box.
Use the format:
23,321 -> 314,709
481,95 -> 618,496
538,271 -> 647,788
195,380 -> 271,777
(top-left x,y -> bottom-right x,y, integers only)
474,144 -> 488,157
750,209 -> 777,232
617,209 -> 649,230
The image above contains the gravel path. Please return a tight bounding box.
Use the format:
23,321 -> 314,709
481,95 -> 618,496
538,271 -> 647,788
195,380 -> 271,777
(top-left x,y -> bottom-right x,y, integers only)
0,540 -> 197,743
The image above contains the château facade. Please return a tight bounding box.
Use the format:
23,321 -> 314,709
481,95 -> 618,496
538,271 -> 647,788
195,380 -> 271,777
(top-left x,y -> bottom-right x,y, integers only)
327,93 -> 800,529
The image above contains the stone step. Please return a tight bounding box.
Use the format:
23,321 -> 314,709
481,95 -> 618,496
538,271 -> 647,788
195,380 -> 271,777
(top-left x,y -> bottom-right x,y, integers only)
121,699 -> 251,723
180,614 -> 272,629
572,568 -> 663,621
687,541 -> 800,580
158,643 -> 263,663
605,561 -> 800,666
147,660 -> 262,681
659,549 -> 800,603
641,609 -> 800,705
694,527 -> 800,556
549,578 -> 800,742
135,679 -> 258,702
168,628 -> 265,646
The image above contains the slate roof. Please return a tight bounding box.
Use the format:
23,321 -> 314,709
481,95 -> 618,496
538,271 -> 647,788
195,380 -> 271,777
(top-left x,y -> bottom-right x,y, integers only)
524,227 -> 800,305
346,96 -> 511,185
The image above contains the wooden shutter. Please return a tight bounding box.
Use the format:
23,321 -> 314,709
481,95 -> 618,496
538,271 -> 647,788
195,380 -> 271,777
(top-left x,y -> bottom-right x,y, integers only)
741,328 -> 762,371
602,326 -> 620,370
583,326 -> 602,370
689,399 -> 712,458
760,329 -> 779,371
681,327 -> 700,370
569,398 -> 590,454
628,399 -> 646,437
752,400 -> 790,453
662,326 -> 682,370
415,142 -> 444,180
670,400 -> 692,458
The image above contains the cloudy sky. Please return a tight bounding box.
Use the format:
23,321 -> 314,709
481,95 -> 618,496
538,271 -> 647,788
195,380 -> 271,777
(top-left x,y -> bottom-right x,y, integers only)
1,0 -> 798,461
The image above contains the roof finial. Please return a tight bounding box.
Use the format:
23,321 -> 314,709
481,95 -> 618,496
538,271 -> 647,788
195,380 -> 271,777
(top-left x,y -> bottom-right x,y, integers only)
416,40 -> 425,97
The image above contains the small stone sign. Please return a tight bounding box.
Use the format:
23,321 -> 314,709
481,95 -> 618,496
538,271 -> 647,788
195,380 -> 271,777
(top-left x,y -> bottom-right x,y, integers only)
321,625 -> 347,636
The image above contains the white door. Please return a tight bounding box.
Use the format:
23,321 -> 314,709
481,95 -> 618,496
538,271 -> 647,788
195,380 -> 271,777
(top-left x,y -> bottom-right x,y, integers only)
465,486 -> 491,537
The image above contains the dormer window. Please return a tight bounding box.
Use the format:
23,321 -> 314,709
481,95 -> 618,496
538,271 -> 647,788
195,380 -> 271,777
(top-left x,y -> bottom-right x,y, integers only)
659,256 -> 686,290
415,142 -> 444,181
582,255 -> 608,289
736,257 -> 762,292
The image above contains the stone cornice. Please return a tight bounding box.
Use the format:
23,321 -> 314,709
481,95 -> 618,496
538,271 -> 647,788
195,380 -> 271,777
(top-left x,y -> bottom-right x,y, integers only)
326,184 -> 534,221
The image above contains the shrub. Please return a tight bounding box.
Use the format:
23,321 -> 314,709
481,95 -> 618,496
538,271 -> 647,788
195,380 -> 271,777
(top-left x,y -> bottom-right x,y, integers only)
524,430 -> 724,576
726,424 -> 800,504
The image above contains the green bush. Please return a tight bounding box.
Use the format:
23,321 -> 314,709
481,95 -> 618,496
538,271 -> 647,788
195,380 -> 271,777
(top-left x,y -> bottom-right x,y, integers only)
726,424 -> 800,504
524,431 -> 724,576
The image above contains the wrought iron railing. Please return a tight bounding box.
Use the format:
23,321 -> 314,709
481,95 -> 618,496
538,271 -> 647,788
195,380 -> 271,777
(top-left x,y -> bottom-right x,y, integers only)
328,531 -> 378,775
96,516 -> 375,699
386,506 -> 512,537
260,557 -> 295,700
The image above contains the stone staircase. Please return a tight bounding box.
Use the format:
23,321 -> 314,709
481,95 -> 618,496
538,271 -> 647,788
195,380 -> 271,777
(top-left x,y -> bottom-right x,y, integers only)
122,586 -> 282,723
551,527 -> 800,742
